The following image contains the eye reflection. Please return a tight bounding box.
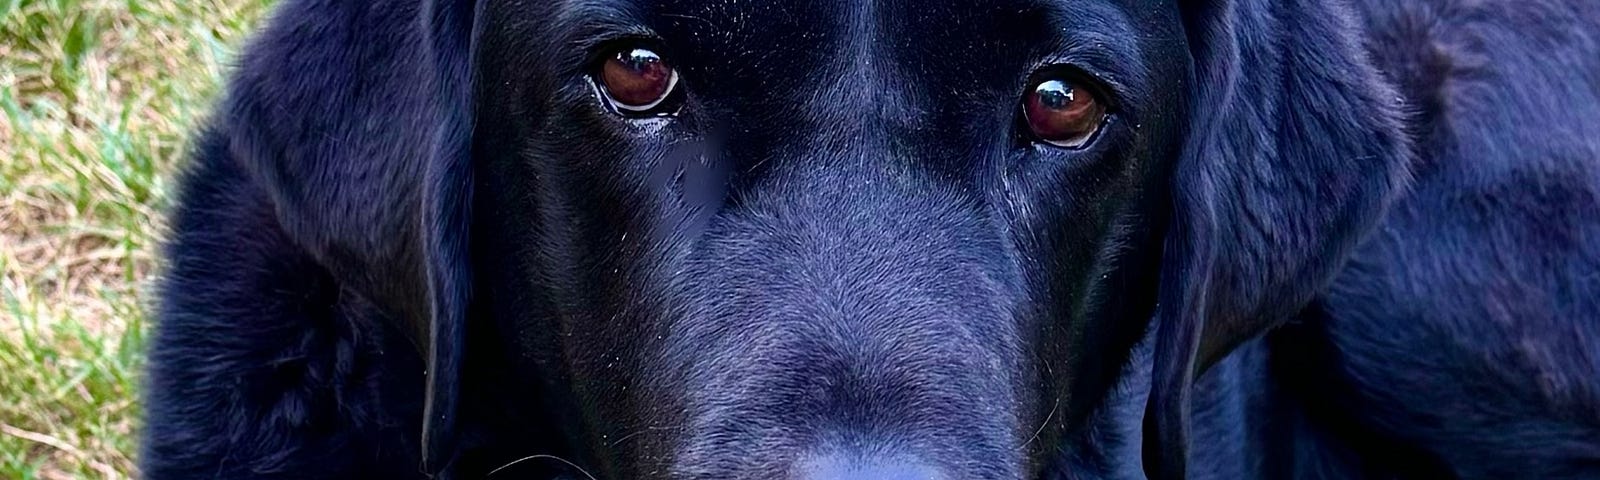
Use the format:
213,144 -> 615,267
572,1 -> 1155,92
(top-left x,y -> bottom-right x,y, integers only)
598,47 -> 680,114
1023,77 -> 1106,148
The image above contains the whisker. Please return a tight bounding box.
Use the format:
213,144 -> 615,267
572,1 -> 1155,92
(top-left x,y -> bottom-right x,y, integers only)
1021,396 -> 1061,451
607,428 -> 648,448
607,425 -> 683,448
486,454 -> 600,480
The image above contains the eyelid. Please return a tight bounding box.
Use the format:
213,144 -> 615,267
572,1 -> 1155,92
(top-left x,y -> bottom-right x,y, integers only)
1026,30 -> 1150,116
583,36 -> 670,71
1023,61 -> 1122,114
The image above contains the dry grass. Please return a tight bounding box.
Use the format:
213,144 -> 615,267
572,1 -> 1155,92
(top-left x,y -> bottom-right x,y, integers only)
1,0 -> 274,477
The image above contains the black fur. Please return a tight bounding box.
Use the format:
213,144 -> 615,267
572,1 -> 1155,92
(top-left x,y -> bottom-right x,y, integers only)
142,0 -> 1600,479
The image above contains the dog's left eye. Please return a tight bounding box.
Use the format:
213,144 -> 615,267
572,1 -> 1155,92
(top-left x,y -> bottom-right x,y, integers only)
1022,75 -> 1107,149
596,47 -> 680,115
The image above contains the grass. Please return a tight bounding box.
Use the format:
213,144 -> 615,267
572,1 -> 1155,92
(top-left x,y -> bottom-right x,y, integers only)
1,0 -> 275,477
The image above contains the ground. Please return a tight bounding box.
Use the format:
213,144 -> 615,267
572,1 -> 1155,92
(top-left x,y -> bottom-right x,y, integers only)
0,0 -> 273,477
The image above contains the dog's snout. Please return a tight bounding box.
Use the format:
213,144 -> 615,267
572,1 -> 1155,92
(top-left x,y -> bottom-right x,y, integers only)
653,165 -> 1029,478
798,453 -> 945,480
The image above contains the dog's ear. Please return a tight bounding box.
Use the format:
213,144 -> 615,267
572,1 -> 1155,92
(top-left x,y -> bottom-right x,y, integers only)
1143,0 -> 1412,478
417,0 -> 479,477
223,0 -> 479,477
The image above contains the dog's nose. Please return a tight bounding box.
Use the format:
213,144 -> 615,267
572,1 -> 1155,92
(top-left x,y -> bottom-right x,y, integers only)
798,454 -> 944,480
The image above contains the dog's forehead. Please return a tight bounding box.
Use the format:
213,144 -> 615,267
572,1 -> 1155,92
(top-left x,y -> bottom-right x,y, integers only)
553,0 -> 1162,68
652,0 -> 1143,45
529,0 -> 1175,119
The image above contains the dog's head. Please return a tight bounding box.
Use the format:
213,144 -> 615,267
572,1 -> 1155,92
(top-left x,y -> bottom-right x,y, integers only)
233,0 -> 1409,478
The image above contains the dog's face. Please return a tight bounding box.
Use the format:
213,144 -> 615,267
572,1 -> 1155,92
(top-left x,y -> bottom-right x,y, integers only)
186,0 -> 1407,475
469,0 -> 1188,477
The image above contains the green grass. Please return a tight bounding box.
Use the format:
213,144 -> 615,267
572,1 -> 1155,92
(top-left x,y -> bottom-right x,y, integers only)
1,0 -> 274,477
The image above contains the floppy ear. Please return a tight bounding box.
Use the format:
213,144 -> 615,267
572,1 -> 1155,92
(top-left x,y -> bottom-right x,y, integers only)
1143,0 -> 1412,477
417,0 -> 479,477
223,0 -> 479,477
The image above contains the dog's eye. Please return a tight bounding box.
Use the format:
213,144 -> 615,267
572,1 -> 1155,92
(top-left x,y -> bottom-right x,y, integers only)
1022,77 -> 1106,148
597,47 -> 680,114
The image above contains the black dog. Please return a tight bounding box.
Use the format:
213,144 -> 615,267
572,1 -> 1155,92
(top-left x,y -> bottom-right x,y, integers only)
141,0 -> 1600,478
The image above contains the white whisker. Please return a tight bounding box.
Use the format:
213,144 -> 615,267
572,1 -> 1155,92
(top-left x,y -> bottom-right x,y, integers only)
1021,396 -> 1061,451
486,454 -> 599,480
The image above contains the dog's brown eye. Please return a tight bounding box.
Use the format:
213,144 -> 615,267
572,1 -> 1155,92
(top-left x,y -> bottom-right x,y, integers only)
598,47 -> 679,114
1023,78 -> 1106,148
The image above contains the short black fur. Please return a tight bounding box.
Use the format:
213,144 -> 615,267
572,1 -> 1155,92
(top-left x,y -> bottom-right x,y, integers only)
143,0 -> 1600,479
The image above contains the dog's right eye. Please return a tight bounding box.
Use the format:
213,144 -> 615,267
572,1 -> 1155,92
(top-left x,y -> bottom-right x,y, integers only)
596,47 -> 681,115
1021,72 -> 1109,149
